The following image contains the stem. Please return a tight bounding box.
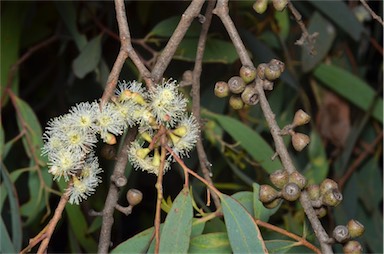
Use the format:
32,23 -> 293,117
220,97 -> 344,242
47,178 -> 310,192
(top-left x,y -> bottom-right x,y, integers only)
255,79 -> 333,253
213,0 -> 253,67
151,0 -> 205,83
98,127 -> 137,254
154,133 -> 167,254
191,0 -> 221,209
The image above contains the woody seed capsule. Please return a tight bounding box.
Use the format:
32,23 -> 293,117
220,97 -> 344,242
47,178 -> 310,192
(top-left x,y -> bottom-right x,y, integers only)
228,76 -> 246,94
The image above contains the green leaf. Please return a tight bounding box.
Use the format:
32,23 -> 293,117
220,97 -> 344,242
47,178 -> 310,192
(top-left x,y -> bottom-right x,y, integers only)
0,216 -> 16,254
111,225 -> 161,254
205,112 -> 282,173
265,239 -> 312,253
253,183 -> 281,222
54,2 -> 87,50
148,16 -> 201,38
72,35 -> 102,79
0,165 -> 22,252
159,187 -> 193,253
308,0 -> 364,41
314,63 -> 383,124
1,2 -> 28,106
221,194 -> 267,253
191,219 -> 206,238
12,94 -> 46,163
304,130 -> 329,185
58,181 -> 97,252
173,38 -> 239,64
189,232 -> 232,253
302,12 -> 336,72
20,172 -> 44,224
231,191 -> 254,215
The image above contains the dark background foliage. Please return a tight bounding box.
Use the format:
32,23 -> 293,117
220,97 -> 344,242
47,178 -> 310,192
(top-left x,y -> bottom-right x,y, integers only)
1,1 -> 382,253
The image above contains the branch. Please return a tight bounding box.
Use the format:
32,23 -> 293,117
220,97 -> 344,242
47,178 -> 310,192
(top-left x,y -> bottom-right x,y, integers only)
359,0 -> 384,26
191,0 -> 221,209
98,127 -> 138,254
151,0 -> 205,83
101,0 -> 153,107
254,79 -> 333,253
213,0 -> 253,67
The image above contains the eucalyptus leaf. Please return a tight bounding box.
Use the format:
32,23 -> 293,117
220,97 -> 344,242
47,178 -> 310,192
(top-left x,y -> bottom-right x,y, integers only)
189,232 -> 232,253
221,194 -> 267,253
72,35 -> 102,79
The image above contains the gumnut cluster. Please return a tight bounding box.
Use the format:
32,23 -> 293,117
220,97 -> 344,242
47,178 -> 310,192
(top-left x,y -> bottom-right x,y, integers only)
305,178 -> 343,218
332,220 -> 365,254
214,59 -> 285,110
42,79 -> 198,204
259,169 -> 307,208
253,0 -> 288,14
280,109 -> 311,152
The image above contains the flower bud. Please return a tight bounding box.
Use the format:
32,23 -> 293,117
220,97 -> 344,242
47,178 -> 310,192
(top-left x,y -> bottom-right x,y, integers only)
253,0 -> 268,14
173,126 -> 188,137
214,81 -> 230,98
140,132 -> 153,143
259,185 -> 279,203
292,109 -> 311,127
289,171 -> 307,189
347,220 -> 365,238
269,169 -> 289,189
241,85 -> 259,105
343,240 -> 363,254
126,189 -> 143,206
272,0 -> 288,11
240,65 -> 257,83
322,188 -> 343,207
263,198 -> 282,209
291,132 -> 310,152
306,184 -> 320,201
228,76 -> 246,94
257,63 -> 267,80
229,95 -> 244,110
315,206 -> 327,218
152,148 -> 161,167
264,63 -> 282,81
333,225 -> 350,243
282,182 -> 301,201
320,178 -> 339,195
104,133 -> 117,145
137,148 -> 151,159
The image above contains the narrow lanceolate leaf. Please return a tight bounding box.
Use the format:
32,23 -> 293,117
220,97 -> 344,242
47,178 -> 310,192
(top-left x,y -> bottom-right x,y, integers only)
221,194 -> 268,254
207,113 -> 282,174
72,35 -> 102,79
314,63 -> 383,124
159,187 -> 193,253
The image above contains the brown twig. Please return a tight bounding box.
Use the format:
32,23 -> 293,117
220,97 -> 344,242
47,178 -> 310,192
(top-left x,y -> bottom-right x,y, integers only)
20,191 -> 69,254
359,0 -> 384,26
100,0 -> 153,108
338,131 -> 383,190
256,220 -> 322,254
191,0 -> 221,209
255,79 -> 333,253
151,0 -> 205,83
287,1 -> 318,55
1,35 -> 58,105
97,127 -> 138,254
154,131 -> 168,254
213,0 -> 253,67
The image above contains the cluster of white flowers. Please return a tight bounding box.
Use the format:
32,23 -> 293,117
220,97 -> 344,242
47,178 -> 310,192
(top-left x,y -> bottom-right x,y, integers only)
42,79 -> 198,204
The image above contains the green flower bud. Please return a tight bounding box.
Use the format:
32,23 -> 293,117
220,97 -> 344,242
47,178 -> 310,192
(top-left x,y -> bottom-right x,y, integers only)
306,184 -> 321,201
272,0 -> 288,11
343,240 -> 363,254
214,81 -> 230,98
347,220 -> 365,238
289,171 -> 307,189
263,198 -> 282,209
240,65 -> 257,83
264,63 -> 282,81
269,169 -> 289,189
241,85 -> 259,105
315,206 -> 327,218
320,178 -> 339,195
253,0 -> 268,14
259,184 -> 279,203
322,188 -> 343,207
229,95 -> 244,110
